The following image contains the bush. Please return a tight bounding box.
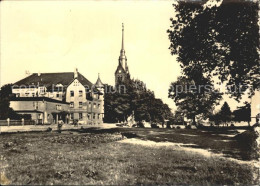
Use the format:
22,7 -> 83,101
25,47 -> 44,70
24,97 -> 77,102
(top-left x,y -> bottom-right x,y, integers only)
151,124 -> 159,128
46,127 -> 52,132
137,122 -> 145,128
234,129 -> 259,159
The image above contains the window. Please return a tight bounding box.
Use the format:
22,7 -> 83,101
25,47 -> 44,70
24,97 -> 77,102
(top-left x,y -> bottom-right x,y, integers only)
87,114 -> 90,119
79,113 -> 83,120
33,102 -> 38,109
39,87 -> 45,94
70,113 -> 74,120
93,114 -> 95,119
93,103 -> 96,109
25,92 -> 29,97
70,102 -> 74,108
98,114 -> 100,119
56,93 -> 59,98
98,104 -> 100,109
56,105 -> 62,110
79,90 -> 83,97
32,93 -> 35,97
70,91 -> 74,97
79,102 -> 82,108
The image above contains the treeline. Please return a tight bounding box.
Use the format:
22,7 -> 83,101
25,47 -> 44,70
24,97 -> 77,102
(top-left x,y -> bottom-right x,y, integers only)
209,102 -> 251,126
104,79 -> 173,125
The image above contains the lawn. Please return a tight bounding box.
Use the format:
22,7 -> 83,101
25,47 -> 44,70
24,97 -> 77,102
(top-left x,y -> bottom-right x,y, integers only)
0,128 -> 258,185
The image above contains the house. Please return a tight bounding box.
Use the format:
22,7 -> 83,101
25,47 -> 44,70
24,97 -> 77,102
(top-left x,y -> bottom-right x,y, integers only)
10,69 -> 104,125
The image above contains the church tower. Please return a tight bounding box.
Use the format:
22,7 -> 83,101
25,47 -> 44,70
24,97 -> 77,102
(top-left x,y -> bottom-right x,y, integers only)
115,23 -> 130,85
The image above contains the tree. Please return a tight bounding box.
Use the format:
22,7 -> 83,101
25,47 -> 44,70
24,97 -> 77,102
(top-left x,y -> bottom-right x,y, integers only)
233,102 -> 251,126
209,111 -> 222,127
219,101 -> 232,126
104,79 -> 173,125
167,0 -> 259,100
169,75 -> 222,125
0,84 -> 20,120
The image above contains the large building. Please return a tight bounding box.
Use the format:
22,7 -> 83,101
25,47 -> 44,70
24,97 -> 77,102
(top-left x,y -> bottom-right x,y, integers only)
10,69 -> 104,125
115,23 -> 131,85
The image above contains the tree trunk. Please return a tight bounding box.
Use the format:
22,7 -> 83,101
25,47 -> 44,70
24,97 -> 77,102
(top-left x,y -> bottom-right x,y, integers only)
192,116 -> 196,126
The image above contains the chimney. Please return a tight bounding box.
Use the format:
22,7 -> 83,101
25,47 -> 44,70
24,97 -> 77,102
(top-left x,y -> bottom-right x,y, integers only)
74,68 -> 78,79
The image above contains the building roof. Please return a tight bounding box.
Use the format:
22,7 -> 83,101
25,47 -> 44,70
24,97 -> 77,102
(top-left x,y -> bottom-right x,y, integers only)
15,110 -> 44,113
95,74 -> 104,88
14,72 -> 93,90
10,97 -> 70,104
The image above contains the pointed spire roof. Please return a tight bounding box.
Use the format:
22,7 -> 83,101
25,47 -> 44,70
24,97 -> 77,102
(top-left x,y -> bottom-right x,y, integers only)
119,23 -> 128,71
95,73 -> 104,88
121,23 -> 124,51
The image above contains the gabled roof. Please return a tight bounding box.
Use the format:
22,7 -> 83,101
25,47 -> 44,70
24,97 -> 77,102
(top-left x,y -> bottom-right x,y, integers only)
14,72 -> 93,90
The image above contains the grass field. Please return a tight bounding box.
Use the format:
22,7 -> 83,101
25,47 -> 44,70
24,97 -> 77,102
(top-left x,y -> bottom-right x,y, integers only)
0,128 -> 258,185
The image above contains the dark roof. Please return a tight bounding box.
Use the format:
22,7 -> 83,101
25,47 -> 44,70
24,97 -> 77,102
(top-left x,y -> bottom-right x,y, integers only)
14,72 -> 93,90
15,110 -> 43,113
10,97 -> 70,104
95,76 -> 104,88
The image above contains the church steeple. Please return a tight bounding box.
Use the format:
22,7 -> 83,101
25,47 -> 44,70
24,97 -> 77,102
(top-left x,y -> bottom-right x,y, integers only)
115,23 -> 130,86
119,23 -> 127,71
122,23 -> 124,50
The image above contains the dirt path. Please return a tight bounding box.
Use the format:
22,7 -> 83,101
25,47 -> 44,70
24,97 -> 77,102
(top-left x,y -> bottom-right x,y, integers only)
118,138 -> 259,181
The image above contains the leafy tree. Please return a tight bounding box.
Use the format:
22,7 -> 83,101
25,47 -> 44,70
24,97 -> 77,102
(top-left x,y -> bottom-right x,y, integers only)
104,85 -> 131,123
219,101 -> 232,126
167,0 -> 259,100
233,102 -> 251,126
169,75 -> 222,125
0,84 -> 21,119
209,111 -> 222,127
104,79 -> 173,125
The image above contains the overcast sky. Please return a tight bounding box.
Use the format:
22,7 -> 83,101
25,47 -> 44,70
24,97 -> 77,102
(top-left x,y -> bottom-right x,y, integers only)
0,0 -> 249,111
1,0 -> 181,110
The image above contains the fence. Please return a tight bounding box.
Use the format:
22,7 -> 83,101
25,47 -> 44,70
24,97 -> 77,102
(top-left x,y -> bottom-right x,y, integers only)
0,120 -> 36,126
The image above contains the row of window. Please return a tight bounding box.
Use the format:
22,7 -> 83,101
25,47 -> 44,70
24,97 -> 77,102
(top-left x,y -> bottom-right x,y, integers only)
70,113 -> 101,120
69,102 -> 101,109
70,90 -> 100,99
70,90 -> 83,97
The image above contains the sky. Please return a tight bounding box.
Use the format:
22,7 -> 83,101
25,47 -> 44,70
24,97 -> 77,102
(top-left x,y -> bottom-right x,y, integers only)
1,0 -> 181,110
0,0 -> 250,111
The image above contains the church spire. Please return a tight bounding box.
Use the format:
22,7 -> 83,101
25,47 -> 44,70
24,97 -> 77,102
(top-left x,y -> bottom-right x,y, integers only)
121,23 -> 124,51
119,23 -> 127,70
